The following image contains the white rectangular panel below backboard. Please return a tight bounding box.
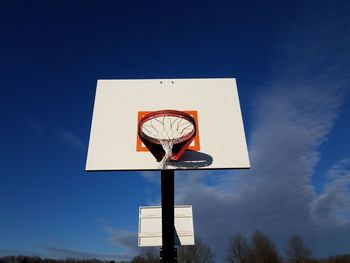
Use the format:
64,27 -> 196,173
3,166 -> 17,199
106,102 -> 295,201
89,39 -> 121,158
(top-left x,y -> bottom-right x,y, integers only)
138,205 -> 194,247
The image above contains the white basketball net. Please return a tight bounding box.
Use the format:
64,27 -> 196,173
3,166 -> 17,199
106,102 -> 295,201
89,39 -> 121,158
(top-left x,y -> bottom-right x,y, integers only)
140,115 -> 195,169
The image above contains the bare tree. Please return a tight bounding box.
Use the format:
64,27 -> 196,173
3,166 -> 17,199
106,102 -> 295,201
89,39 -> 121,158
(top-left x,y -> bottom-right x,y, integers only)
247,231 -> 282,263
287,235 -> 313,263
141,247 -> 159,263
130,247 -> 159,263
178,238 -> 214,263
225,234 -> 250,263
130,256 -> 146,263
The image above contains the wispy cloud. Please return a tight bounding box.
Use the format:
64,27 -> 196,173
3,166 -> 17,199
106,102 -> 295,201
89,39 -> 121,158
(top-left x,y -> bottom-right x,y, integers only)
102,227 -> 139,257
20,114 -> 86,151
39,245 -> 129,261
0,248 -> 39,257
56,129 -> 86,151
21,115 -> 45,135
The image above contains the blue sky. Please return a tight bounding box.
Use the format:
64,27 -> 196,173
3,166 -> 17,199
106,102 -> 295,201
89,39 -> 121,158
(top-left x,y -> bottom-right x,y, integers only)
1,0 -> 350,261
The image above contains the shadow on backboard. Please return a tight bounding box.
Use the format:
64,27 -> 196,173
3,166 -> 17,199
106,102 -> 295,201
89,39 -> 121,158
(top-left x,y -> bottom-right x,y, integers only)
168,151 -> 213,169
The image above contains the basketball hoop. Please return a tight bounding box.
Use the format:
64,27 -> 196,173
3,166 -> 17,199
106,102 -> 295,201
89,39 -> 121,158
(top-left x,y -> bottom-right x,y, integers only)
138,110 -> 196,169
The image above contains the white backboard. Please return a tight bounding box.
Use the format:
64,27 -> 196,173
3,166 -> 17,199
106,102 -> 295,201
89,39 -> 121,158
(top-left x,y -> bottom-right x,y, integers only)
86,78 -> 250,171
138,205 -> 194,247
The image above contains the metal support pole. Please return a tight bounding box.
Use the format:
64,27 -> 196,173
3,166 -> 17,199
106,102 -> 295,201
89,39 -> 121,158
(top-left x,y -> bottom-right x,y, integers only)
161,170 -> 175,263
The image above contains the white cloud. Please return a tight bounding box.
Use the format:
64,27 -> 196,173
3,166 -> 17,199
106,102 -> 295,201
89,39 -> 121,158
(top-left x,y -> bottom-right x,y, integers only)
170,79 -> 349,260
312,159 -> 350,224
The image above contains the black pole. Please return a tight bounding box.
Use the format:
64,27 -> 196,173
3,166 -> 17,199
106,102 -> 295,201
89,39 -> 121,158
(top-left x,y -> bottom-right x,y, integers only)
161,169 -> 175,263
